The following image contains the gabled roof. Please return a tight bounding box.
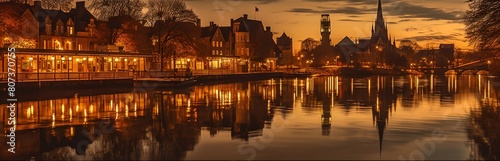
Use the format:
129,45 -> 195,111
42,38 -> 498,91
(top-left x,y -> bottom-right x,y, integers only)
234,17 -> 264,34
336,36 -> 355,46
219,27 -> 232,42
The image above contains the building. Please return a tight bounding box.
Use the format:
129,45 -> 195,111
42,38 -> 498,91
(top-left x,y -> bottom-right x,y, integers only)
439,44 -> 455,68
230,14 -> 281,72
339,0 -> 397,68
200,22 -> 238,72
368,0 -> 397,66
335,36 -> 360,66
311,14 -> 336,67
276,32 -> 292,67
1,1 -> 150,81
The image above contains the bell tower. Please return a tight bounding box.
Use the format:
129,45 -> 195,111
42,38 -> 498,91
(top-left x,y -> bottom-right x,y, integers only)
320,14 -> 331,46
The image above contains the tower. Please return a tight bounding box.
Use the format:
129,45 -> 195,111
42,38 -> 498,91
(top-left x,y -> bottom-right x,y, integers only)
371,0 -> 389,44
320,14 -> 331,46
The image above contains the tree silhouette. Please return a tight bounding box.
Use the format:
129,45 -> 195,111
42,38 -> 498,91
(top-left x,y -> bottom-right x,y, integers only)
41,0 -> 74,12
87,0 -> 145,21
145,0 -> 198,72
465,0 -> 500,53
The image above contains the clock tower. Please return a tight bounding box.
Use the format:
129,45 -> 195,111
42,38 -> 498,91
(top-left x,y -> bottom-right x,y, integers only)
320,14 -> 331,46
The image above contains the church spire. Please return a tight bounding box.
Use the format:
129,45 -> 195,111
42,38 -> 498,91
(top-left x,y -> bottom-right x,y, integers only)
371,23 -> 374,34
376,0 -> 384,24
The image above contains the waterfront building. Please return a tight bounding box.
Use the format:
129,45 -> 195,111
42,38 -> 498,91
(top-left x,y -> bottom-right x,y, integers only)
0,1 -> 149,81
276,32 -> 293,67
230,14 -> 281,72
200,22 -> 238,72
311,14 -> 337,67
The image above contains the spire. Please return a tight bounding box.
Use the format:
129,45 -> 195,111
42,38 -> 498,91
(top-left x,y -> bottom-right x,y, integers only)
393,36 -> 396,46
376,0 -> 384,23
371,23 -> 374,34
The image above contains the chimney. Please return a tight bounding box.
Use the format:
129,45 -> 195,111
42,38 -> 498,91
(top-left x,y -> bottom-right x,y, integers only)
76,1 -> 85,11
34,1 -> 41,8
243,14 -> 248,19
266,26 -> 271,32
209,21 -> 214,26
196,18 -> 201,27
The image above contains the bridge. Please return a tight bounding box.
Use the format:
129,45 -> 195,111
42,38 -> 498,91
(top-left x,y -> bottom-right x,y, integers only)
415,57 -> 500,75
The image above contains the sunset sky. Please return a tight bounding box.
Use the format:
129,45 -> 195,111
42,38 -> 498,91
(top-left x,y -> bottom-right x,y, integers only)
185,0 -> 471,52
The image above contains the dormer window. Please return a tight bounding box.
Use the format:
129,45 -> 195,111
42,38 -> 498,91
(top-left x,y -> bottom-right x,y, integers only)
69,27 -> 73,35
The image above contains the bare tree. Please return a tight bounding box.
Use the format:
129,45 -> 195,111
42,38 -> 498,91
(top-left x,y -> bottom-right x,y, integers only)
40,0 -> 73,12
300,38 -> 320,60
465,0 -> 500,53
0,3 -> 24,46
145,0 -> 199,72
87,0 -> 145,21
144,0 -> 198,26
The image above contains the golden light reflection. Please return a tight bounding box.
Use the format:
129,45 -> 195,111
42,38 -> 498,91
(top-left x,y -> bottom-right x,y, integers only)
479,74 -> 482,92
62,104 -> 65,120
69,108 -> 72,122
125,105 -> 129,118
90,105 -> 94,113
351,78 -> 354,95
368,78 -> 371,97
52,113 -> 55,128
430,74 -> 434,93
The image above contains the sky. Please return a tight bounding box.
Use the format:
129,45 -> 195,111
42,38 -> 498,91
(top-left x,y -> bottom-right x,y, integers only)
184,0 -> 471,52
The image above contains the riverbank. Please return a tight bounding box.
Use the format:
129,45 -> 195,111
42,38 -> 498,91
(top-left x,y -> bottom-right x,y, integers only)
334,67 -> 406,77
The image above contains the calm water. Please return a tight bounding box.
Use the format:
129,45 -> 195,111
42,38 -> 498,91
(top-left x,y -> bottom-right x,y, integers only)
1,75 -> 500,160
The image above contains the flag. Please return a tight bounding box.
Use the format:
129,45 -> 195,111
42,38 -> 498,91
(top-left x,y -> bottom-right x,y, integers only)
255,7 -> 259,12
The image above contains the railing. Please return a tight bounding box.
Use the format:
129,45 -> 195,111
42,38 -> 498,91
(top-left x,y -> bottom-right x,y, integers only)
192,69 -> 236,76
0,69 -> 282,82
0,71 -> 133,82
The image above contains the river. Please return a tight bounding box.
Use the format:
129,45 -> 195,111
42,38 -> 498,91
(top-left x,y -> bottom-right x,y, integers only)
1,75 -> 499,160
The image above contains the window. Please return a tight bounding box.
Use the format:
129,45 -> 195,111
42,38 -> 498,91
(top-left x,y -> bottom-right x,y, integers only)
212,41 -> 215,47
43,40 -> 47,49
78,44 -> 82,50
246,48 -> 249,55
69,27 -> 73,35
212,50 -> 215,55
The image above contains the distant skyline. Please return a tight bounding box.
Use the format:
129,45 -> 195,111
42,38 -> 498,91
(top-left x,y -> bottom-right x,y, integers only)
185,0 -> 470,52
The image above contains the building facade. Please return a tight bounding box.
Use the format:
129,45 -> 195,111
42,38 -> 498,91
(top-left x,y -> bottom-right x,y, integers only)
276,32 -> 293,67
1,1 -> 149,81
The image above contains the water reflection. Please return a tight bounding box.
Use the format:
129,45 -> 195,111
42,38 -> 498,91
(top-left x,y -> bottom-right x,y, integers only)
1,75 -> 499,160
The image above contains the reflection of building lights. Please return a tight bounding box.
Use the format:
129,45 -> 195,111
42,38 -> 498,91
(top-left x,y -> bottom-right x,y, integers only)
187,58 -> 190,62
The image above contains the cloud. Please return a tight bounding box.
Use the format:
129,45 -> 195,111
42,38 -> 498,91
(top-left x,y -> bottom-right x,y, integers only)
287,0 -> 465,22
402,35 -> 460,42
404,27 -> 418,32
385,2 -> 464,21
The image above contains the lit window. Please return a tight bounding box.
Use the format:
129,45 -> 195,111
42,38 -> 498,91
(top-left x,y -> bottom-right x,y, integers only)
69,27 -> 73,35
78,44 -> 82,50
